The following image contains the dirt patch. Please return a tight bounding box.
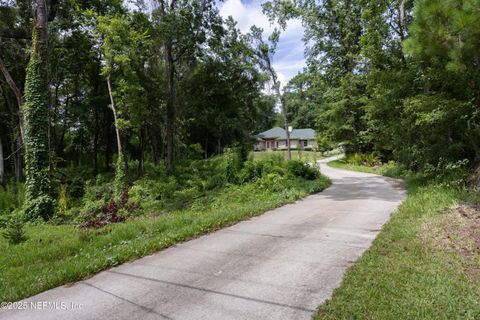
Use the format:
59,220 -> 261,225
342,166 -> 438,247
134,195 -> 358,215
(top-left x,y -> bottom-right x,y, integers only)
422,203 -> 480,278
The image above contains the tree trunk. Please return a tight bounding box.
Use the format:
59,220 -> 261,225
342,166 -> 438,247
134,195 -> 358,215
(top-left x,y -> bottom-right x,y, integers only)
106,70 -> 127,197
93,114 -> 99,176
107,75 -> 122,155
279,93 -> 292,161
23,0 -> 53,219
14,139 -> 23,182
0,84 -> 23,182
204,135 -> 208,159
105,126 -> 112,171
164,40 -> 175,174
151,130 -> 160,165
0,54 -> 24,142
267,60 -> 291,160
0,55 -> 25,182
0,136 -> 4,184
138,128 -> 145,176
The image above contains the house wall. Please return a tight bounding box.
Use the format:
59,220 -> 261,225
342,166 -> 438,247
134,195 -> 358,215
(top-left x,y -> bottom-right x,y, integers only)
306,139 -> 317,149
254,141 -> 265,151
255,139 -> 317,151
276,139 -> 317,149
263,140 -> 278,150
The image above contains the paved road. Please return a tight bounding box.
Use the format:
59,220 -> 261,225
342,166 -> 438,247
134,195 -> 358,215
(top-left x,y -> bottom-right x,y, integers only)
2,158 -> 405,320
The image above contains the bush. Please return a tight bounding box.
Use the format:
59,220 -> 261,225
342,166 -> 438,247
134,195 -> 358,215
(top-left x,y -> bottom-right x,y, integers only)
83,180 -> 115,203
363,153 -> 381,166
287,160 -> 320,180
348,153 -> 364,165
68,176 -> 85,199
344,153 -> 381,167
80,191 -> 139,228
128,176 -> 178,214
114,154 -> 128,199
1,216 -> 27,245
0,182 -> 25,214
170,187 -> 201,209
224,148 -> 241,183
237,160 -> 263,183
187,143 -> 204,160
23,195 -> 56,221
256,173 -> 290,192
423,158 -> 470,187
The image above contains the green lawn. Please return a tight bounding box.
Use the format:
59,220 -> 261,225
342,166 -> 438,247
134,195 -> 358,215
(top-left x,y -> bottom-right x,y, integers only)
0,174 -> 330,303
315,160 -> 480,320
253,150 -> 324,162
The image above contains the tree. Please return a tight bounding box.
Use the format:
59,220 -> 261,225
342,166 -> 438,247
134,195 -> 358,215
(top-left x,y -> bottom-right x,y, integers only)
95,13 -> 150,197
0,55 -> 24,140
22,0 -> 55,220
0,2 -> 31,182
250,26 -> 292,160
284,72 -> 320,129
153,0 -> 220,173
182,18 -> 270,156
0,135 -> 3,184
403,0 -> 480,178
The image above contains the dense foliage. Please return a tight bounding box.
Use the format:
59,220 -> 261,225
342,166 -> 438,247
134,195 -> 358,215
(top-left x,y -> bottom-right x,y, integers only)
2,0 -> 478,222
0,0 -> 280,221
265,0 -> 480,178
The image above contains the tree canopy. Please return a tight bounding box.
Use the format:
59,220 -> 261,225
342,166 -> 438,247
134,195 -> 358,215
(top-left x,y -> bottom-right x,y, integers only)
265,0 -> 480,174
1,0 -> 480,219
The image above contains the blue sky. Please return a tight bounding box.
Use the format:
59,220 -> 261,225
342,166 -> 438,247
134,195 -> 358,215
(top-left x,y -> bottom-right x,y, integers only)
218,0 -> 306,86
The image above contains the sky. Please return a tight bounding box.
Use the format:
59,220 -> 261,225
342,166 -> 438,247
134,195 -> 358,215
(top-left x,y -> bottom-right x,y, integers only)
218,0 -> 306,86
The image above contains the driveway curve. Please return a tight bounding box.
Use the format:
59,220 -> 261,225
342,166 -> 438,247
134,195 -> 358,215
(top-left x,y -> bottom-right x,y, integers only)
1,157 -> 406,320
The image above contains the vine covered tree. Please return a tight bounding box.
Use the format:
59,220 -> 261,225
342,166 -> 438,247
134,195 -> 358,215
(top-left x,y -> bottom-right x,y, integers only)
22,0 -> 54,219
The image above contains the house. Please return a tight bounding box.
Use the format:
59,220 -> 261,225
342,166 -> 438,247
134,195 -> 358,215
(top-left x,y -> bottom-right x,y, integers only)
254,127 -> 317,151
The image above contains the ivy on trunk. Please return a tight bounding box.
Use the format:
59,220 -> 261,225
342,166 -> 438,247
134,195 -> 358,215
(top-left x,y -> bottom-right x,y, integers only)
23,1 -> 54,220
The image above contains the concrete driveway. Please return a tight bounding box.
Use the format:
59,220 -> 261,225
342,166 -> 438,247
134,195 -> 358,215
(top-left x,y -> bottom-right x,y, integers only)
1,157 -> 405,320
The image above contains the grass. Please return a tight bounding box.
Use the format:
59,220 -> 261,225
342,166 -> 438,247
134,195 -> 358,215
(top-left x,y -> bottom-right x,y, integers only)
253,150 -> 324,162
327,159 -> 405,177
315,160 -> 480,320
0,174 -> 330,303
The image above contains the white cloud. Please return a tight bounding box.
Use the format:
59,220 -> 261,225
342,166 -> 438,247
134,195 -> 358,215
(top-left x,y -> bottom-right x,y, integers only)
218,0 -> 306,86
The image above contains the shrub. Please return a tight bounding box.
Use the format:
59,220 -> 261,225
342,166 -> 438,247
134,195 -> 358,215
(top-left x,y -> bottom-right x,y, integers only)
143,161 -> 167,179
83,180 -> 115,202
68,176 -> 85,199
381,161 -> 408,178
237,160 -> 263,183
348,153 -> 364,165
344,153 -> 381,167
423,158 -> 470,187
114,153 -> 128,199
363,153 -> 381,166
128,176 -> 177,212
204,173 -> 225,190
256,173 -> 290,192
23,195 -> 56,221
187,143 -> 204,160
287,160 -> 320,180
58,184 -> 68,214
0,214 -> 10,229
1,216 -> 27,245
0,182 -> 25,214
80,191 -> 139,228
224,148 -> 240,183
170,187 -> 201,210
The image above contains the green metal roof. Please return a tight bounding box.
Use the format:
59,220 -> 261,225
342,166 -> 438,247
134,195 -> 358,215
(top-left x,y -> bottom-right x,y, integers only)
256,127 -> 316,140
256,127 -> 286,139
290,128 -> 316,140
